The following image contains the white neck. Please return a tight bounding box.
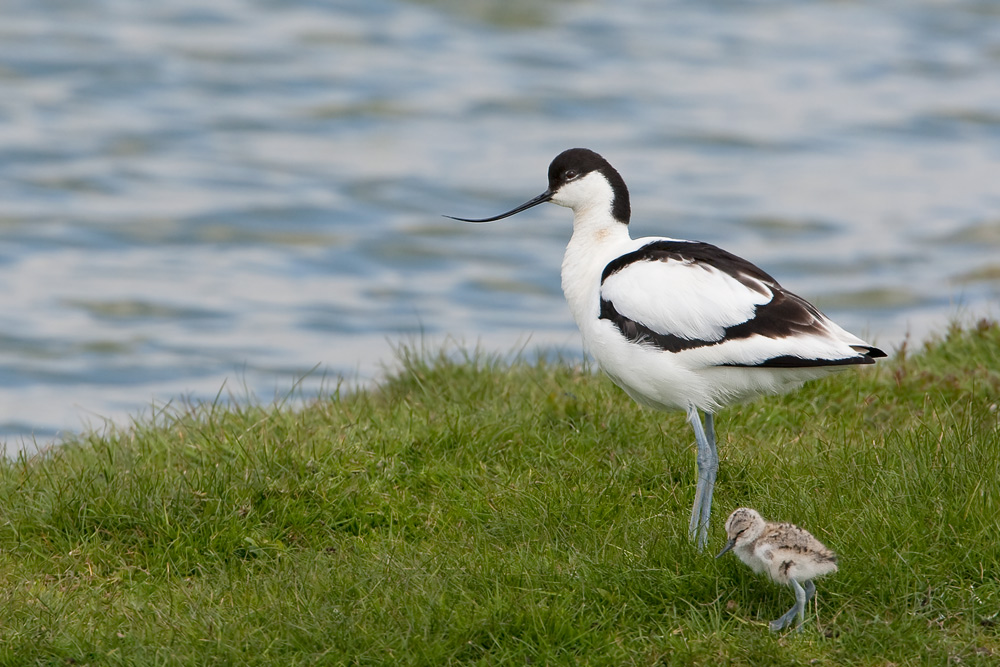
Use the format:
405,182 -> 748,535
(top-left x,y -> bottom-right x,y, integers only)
560,209 -> 632,337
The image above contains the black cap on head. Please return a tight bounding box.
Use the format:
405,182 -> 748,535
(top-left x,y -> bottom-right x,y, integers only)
445,147 -> 630,225
547,148 -> 630,224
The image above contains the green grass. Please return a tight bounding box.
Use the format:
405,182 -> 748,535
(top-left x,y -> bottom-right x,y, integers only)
1,320 -> 999,666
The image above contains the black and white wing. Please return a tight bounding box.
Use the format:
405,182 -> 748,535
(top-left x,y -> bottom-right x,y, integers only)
598,240 -> 886,368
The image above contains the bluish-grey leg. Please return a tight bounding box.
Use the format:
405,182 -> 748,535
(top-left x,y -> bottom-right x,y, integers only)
804,579 -> 816,602
686,406 -> 718,551
770,579 -> 808,632
703,412 -> 716,527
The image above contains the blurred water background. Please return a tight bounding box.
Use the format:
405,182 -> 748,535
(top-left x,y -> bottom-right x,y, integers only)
1,0 -> 998,452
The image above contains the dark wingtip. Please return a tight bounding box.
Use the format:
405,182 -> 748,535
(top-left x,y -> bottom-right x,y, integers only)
853,345 -> 888,363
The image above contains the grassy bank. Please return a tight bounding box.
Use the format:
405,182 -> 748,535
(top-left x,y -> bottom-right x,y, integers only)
1,321 -> 999,665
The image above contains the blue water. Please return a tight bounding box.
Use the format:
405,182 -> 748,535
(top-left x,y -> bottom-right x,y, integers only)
1,0 -> 999,451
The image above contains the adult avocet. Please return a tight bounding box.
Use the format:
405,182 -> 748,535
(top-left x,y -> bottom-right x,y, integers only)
447,148 -> 885,549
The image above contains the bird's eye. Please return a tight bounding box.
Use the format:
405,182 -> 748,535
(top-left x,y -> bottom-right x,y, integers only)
564,169 -> 579,181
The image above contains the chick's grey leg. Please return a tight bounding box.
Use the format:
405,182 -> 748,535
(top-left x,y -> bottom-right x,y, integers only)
769,580 -> 808,632
804,579 -> 816,602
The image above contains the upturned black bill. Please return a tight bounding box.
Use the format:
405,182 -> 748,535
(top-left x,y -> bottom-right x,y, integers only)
445,190 -> 553,223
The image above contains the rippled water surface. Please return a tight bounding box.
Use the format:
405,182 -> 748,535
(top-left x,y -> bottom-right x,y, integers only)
2,0 -> 999,451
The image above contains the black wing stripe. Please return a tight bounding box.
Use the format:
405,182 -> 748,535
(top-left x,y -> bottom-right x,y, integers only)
599,297 -> 709,353
601,239 -> 776,296
721,354 -> 878,369
598,238 -> 887,366
601,295 -> 883,366
601,288 -> 834,347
